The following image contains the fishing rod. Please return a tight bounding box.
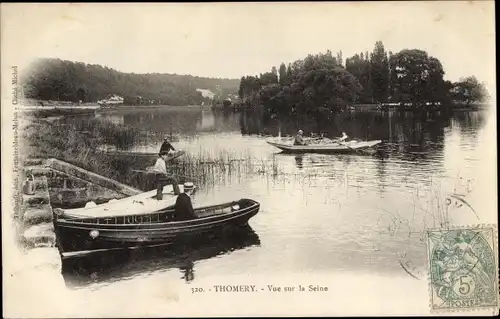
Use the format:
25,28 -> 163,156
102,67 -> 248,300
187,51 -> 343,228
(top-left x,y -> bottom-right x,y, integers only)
130,169 -> 199,182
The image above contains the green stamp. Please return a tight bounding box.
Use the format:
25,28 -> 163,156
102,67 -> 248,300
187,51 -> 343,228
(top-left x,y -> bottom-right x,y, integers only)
427,226 -> 499,312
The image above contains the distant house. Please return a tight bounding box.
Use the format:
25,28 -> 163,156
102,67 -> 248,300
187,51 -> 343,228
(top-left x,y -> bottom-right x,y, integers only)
196,88 -> 215,100
97,94 -> 124,106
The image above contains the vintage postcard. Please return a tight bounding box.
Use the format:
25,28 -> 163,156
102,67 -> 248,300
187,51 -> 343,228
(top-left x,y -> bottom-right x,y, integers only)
1,2 -> 497,317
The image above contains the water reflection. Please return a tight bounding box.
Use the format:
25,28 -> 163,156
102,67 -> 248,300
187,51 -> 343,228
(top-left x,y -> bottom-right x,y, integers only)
238,109 -> 484,150
122,109 -> 201,134
453,110 -> 487,130
197,109 -> 216,131
294,155 -> 304,169
61,225 -> 260,288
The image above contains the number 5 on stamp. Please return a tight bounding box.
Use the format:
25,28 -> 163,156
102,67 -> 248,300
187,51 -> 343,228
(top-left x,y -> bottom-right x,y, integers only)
426,225 -> 499,313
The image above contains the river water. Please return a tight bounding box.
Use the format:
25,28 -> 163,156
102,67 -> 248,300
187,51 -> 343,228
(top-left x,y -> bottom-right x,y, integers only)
6,107 -> 497,317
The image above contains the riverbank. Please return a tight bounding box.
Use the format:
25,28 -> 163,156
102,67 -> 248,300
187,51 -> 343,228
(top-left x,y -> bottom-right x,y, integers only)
22,98 -> 204,109
17,100 -> 101,117
21,98 -> 99,107
19,104 -> 207,118
351,103 -> 490,112
98,104 -> 203,113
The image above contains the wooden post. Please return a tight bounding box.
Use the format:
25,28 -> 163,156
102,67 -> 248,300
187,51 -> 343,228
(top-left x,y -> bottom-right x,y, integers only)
46,158 -> 141,196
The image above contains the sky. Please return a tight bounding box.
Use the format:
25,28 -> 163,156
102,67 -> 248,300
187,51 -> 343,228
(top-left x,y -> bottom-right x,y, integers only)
1,2 -> 496,87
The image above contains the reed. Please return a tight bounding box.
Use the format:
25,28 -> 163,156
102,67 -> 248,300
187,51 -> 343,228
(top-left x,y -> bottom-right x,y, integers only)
165,149 -> 285,189
374,174 -> 478,280
20,118 -> 142,181
21,118 -> 141,158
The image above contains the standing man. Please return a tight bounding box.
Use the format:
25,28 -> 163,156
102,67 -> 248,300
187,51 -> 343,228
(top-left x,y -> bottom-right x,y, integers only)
159,134 -> 176,154
153,152 -> 180,200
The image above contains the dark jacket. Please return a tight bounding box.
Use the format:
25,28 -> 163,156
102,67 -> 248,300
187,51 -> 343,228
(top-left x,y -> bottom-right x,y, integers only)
174,193 -> 197,221
159,140 -> 175,154
294,134 -> 305,145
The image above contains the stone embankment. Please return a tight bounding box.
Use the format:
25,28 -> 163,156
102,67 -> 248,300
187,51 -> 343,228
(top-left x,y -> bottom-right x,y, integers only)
18,158 -> 141,249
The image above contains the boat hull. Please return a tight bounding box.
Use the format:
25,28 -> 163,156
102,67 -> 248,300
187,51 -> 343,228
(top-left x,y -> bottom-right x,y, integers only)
54,199 -> 260,258
266,140 -> 382,154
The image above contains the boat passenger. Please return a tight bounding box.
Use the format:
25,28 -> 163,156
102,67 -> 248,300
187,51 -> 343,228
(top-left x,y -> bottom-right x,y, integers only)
159,134 -> 176,154
153,152 -> 181,200
294,130 -> 306,145
173,192 -> 198,221
339,132 -> 348,142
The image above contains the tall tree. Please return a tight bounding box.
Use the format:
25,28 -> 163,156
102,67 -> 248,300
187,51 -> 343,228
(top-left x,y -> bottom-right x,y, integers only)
260,72 -> 278,86
451,76 -> 489,105
286,63 -> 293,81
271,66 -> 278,76
388,51 -> 397,101
346,53 -> 372,103
390,49 -> 446,105
370,41 -> 390,103
278,63 -> 287,85
238,76 -> 246,99
242,51 -> 362,116
336,50 -> 344,67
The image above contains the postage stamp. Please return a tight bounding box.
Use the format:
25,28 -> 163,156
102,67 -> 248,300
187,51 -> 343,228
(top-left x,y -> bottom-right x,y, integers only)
426,225 -> 499,312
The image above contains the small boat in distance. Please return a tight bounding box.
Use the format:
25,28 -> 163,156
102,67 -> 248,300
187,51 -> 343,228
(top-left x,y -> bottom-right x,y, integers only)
53,196 -> 261,259
267,139 -> 382,154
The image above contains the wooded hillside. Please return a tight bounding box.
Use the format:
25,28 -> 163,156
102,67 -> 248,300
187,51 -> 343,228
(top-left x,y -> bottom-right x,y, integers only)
20,58 -> 240,106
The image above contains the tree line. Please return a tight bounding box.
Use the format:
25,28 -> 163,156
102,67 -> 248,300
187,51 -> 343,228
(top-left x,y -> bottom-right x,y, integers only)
20,58 -> 240,106
238,41 -> 489,117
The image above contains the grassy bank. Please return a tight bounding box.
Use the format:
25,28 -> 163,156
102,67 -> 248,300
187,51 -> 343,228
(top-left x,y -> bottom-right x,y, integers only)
21,117 -> 143,183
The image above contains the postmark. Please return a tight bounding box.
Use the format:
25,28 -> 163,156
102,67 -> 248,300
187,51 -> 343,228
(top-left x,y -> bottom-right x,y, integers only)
426,225 -> 499,312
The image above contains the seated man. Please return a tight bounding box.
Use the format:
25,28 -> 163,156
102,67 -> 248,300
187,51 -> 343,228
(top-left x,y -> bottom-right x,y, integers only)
153,152 -> 180,200
174,193 -> 198,221
294,129 -> 306,146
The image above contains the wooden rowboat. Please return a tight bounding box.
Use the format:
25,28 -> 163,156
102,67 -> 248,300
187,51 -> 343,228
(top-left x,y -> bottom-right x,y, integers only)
266,139 -> 382,154
53,197 -> 260,258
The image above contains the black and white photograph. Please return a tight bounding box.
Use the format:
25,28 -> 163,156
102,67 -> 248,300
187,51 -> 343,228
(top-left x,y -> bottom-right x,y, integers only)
1,2 -> 497,317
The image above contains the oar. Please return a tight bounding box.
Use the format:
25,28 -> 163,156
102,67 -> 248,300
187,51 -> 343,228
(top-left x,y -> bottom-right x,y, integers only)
332,139 -> 366,154
318,137 -> 333,144
306,137 -> 322,144
131,169 -> 196,181
131,169 -> 151,174
307,136 -> 332,144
